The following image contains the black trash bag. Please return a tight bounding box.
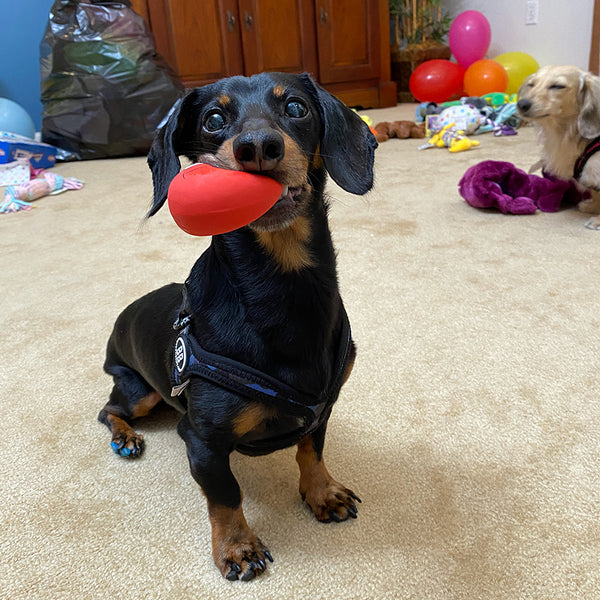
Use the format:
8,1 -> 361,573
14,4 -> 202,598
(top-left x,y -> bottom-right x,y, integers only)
40,0 -> 184,160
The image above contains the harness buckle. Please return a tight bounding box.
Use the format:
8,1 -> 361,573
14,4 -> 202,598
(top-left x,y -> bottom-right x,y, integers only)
173,283 -> 193,330
171,379 -> 190,397
173,314 -> 192,330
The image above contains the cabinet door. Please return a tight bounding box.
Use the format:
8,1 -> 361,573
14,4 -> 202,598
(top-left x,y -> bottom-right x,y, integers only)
316,0 -> 380,84
238,0 -> 318,76
148,0 -> 244,86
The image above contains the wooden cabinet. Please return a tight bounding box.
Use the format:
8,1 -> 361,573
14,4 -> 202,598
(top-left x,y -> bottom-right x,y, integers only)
238,0 -> 318,76
144,0 -> 243,83
138,0 -> 396,108
316,0 -> 379,84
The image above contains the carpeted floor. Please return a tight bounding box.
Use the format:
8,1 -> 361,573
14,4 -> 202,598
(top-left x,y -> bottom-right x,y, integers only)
1,104 -> 599,600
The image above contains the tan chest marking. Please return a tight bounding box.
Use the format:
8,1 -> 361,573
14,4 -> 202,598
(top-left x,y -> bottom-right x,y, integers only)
256,215 -> 313,272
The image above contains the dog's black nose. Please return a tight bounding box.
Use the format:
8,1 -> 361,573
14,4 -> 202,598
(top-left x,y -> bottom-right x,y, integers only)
233,129 -> 285,171
517,98 -> 532,113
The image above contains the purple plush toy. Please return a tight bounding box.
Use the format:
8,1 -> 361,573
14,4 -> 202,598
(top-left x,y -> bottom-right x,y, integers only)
459,160 -> 589,214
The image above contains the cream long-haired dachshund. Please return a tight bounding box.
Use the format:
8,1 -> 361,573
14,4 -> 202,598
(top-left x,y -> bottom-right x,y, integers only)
517,65 -> 600,228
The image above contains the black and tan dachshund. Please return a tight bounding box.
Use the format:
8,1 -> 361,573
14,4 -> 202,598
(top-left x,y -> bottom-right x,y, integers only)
98,72 -> 377,581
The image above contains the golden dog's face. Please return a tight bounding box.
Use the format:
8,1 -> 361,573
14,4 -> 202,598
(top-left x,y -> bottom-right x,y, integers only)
517,65 -> 585,121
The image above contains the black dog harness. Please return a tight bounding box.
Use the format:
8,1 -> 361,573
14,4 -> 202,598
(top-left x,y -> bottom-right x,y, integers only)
169,287 -> 352,449
574,136 -> 600,182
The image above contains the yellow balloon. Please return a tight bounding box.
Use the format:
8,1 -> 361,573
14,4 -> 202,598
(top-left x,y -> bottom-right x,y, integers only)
493,52 -> 540,95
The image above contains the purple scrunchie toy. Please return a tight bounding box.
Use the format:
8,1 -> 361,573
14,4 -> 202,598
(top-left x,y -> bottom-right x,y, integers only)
459,160 -> 589,214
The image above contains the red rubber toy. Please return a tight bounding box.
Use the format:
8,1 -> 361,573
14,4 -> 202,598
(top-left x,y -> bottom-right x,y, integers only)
167,163 -> 284,236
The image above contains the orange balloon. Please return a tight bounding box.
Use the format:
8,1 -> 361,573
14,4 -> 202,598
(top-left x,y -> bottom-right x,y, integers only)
463,59 -> 508,96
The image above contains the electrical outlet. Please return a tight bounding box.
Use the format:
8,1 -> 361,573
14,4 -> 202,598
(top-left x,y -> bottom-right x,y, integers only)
526,0 -> 539,25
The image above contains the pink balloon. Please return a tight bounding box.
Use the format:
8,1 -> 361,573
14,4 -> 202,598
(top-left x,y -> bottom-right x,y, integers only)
449,10 -> 492,68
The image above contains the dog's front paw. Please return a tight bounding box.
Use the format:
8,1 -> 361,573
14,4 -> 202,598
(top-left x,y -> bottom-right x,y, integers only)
578,197 -> 600,214
209,504 -> 273,582
301,478 -> 361,523
214,532 -> 273,581
110,430 -> 145,458
584,215 -> 600,229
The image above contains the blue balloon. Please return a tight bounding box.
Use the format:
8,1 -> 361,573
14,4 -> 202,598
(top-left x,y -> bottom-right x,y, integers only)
0,98 -> 35,139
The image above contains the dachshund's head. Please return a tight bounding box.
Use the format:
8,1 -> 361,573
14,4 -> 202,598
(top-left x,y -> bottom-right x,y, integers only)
147,72 -> 377,232
517,65 -> 600,139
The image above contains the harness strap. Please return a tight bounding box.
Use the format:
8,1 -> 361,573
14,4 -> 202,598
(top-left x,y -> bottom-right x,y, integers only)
171,327 -> 323,421
574,136 -> 600,181
170,287 -> 352,429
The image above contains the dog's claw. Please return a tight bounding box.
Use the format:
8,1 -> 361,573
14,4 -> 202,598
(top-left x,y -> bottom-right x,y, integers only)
219,542 -> 271,582
110,433 -> 144,458
111,441 -> 123,453
240,560 -> 264,581
226,562 -> 242,580
348,491 -> 362,503
328,510 -> 343,522
241,568 -> 257,582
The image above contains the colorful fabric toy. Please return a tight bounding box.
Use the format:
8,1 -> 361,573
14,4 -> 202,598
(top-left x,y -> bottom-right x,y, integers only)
418,96 -> 522,139
459,160 -> 589,214
1,171 -> 84,213
419,123 -> 480,153
437,105 -> 484,135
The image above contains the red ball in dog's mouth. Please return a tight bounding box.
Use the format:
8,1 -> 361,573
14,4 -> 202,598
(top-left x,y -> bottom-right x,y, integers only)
167,163 -> 285,236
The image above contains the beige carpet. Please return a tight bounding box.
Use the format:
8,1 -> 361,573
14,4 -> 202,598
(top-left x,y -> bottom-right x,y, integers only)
2,104 -> 599,600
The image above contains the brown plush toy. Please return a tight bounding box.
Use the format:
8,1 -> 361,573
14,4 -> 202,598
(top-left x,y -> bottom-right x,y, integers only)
373,120 -> 425,143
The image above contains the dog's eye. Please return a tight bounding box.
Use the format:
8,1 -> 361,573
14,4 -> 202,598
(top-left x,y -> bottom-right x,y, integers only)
203,111 -> 226,132
285,100 -> 308,119
549,84 -> 566,90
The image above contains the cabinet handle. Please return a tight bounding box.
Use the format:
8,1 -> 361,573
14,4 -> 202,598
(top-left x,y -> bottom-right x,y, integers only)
319,6 -> 328,25
244,10 -> 253,30
226,10 -> 236,32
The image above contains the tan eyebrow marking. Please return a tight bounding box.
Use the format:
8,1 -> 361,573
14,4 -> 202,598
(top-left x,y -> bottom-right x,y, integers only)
218,94 -> 231,106
273,85 -> 286,98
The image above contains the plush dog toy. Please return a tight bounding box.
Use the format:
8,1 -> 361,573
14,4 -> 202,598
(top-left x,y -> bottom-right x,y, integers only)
373,120 -> 425,143
421,123 -> 480,153
0,171 -> 83,213
459,160 -> 589,214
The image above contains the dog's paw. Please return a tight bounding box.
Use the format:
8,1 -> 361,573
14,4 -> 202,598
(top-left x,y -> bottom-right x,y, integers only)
578,198 -> 600,214
584,216 -> 600,230
214,533 -> 273,581
302,479 -> 361,523
110,431 -> 145,458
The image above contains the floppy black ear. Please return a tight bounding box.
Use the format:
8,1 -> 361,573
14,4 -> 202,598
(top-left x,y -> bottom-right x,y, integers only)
146,89 -> 202,217
301,74 -> 377,195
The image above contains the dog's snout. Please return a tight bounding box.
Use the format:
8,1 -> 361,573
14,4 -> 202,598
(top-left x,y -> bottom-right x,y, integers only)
234,129 -> 285,171
517,98 -> 532,113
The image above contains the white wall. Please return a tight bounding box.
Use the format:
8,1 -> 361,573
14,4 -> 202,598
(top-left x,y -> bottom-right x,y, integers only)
442,0 -> 594,70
